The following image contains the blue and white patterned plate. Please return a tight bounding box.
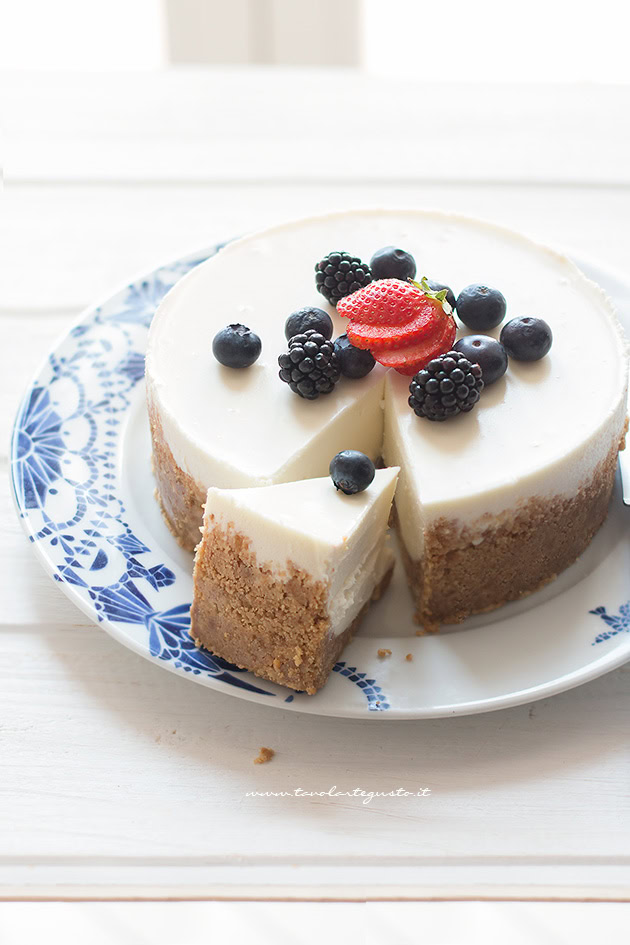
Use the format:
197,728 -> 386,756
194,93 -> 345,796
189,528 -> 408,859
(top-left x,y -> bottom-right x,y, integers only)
11,246 -> 630,719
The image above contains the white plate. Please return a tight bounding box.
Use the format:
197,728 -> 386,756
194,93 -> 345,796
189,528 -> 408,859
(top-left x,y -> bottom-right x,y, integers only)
11,246 -> 630,719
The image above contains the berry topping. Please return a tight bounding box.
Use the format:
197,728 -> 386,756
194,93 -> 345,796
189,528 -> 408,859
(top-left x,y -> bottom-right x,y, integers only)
453,335 -> 508,386
373,316 -> 457,375
408,350 -> 484,421
500,317 -> 553,361
370,246 -> 417,281
338,276 -> 456,374
424,279 -> 457,312
212,324 -> 262,368
329,450 -> 375,495
338,277 -> 449,329
315,251 -> 372,306
278,329 -> 341,399
333,334 -> 376,379
456,284 -> 506,331
285,306 -> 333,341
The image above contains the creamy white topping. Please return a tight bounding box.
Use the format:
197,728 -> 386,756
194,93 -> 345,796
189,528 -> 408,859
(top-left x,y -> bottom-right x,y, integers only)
147,209 -> 628,563
146,218 -> 389,488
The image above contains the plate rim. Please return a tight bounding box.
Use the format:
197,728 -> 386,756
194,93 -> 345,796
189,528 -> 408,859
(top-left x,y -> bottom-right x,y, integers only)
10,242 -> 630,721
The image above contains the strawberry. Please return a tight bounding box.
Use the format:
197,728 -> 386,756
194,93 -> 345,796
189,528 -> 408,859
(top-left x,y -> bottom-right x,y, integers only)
338,278 -> 431,326
338,275 -> 455,374
373,315 -> 456,375
347,306 -> 440,351
338,276 -> 452,326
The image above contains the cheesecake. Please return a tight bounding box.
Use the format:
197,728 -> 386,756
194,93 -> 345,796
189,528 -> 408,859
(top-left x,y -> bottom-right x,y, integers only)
190,467 -> 399,693
146,209 -> 628,639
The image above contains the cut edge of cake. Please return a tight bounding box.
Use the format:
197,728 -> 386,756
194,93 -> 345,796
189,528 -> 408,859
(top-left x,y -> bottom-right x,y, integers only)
190,467 -> 399,693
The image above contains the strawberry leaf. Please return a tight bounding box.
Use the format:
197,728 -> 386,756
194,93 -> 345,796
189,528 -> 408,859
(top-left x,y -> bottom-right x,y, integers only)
410,277 -> 453,315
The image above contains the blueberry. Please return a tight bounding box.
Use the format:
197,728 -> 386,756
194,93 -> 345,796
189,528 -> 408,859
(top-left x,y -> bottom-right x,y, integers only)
500,317 -> 553,361
370,246 -> 416,281
425,280 -> 457,312
284,306 -> 333,341
212,324 -> 261,368
456,284 -> 506,331
453,335 -> 508,386
329,450 -> 375,495
333,334 -> 376,379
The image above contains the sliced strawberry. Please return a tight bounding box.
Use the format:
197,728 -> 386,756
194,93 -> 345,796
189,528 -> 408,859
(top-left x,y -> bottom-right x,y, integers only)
347,303 -> 442,351
374,317 -> 456,375
338,279 -> 426,326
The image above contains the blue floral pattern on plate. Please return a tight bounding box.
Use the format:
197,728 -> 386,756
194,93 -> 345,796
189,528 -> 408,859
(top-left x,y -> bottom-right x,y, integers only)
10,246 -> 390,713
590,604 -> 630,644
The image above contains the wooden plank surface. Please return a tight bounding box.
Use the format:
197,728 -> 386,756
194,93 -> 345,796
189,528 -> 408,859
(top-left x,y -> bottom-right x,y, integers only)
3,182 -> 630,313
0,902 -> 628,943
2,69 -> 630,900
0,622 -> 628,896
3,71 -> 630,184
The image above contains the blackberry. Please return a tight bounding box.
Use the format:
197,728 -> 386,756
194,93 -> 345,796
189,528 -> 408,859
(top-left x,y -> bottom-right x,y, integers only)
278,329 -> 341,400
408,350 -> 484,422
315,251 -> 372,306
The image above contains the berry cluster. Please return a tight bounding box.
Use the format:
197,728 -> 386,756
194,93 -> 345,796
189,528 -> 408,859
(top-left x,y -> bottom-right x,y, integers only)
278,330 -> 341,400
211,239 -> 554,428
338,276 -> 456,376
408,351 -> 484,422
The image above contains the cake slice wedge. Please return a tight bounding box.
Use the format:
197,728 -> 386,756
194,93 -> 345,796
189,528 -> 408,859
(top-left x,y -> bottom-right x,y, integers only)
190,466 -> 399,694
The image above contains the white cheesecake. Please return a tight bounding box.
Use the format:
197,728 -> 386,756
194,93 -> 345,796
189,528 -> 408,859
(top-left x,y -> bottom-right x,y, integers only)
190,467 -> 399,693
146,208 -> 628,634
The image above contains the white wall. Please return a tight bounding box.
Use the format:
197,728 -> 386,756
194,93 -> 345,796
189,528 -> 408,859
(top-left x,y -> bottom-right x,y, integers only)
1,0 -> 629,82
363,0 -> 630,83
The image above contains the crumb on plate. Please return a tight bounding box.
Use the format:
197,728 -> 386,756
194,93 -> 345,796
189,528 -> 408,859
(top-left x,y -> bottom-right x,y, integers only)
254,746 -> 275,765
377,648 -> 392,659
405,653 -> 413,662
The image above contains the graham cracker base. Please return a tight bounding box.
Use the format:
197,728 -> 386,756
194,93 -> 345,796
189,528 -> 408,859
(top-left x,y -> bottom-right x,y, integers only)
397,437 -> 624,630
148,396 -> 207,553
190,521 -> 393,694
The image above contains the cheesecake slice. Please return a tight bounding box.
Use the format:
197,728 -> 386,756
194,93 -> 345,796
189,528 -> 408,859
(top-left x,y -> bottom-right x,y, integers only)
190,466 -> 399,693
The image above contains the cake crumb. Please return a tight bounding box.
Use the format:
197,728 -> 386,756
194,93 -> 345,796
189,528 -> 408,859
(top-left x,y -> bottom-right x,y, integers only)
377,648 -> 392,659
405,653 -> 413,662
254,747 -> 275,765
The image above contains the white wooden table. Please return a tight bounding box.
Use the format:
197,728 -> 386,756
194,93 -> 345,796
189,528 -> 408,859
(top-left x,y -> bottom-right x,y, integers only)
2,69 -> 630,916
